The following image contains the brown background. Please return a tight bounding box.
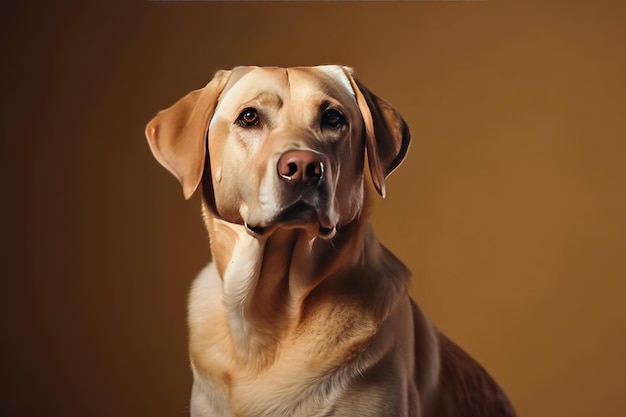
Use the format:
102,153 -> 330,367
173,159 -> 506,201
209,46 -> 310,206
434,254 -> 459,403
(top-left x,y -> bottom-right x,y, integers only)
2,1 -> 625,416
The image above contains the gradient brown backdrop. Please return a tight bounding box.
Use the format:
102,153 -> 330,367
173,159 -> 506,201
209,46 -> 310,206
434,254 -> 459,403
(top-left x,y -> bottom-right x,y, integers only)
2,1 -> 625,416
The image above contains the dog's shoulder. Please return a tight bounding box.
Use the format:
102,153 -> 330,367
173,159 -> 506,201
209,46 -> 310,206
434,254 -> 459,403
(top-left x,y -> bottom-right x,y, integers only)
430,331 -> 517,417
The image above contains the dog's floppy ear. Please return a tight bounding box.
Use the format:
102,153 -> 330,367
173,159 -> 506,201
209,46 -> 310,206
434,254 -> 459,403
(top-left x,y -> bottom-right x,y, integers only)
145,70 -> 231,199
344,69 -> 411,198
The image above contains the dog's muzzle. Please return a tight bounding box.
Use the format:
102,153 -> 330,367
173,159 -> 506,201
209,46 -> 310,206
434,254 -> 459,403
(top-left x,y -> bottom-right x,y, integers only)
244,149 -> 336,239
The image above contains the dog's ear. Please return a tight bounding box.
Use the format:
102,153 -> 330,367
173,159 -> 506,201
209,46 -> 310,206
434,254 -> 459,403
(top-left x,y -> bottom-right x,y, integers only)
344,70 -> 411,198
145,70 -> 231,199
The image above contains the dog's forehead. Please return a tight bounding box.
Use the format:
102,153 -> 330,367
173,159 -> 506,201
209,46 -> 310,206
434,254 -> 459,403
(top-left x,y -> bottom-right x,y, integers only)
219,65 -> 356,109
308,65 -> 355,98
288,66 -> 357,104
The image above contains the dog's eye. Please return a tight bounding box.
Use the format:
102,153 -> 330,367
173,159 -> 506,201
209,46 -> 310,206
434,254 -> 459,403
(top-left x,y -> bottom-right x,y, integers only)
237,108 -> 260,127
321,109 -> 345,129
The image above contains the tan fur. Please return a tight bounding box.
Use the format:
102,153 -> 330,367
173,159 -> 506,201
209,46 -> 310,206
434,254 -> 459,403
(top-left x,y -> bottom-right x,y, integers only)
146,65 -> 516,417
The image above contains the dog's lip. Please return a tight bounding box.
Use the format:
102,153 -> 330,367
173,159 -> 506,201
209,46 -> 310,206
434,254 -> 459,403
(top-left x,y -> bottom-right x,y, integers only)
244,201 -> 336,239
317,225 -> 336,239
276,201 -> 318,223
245,222 -> 336,240
245,223 -> 267,236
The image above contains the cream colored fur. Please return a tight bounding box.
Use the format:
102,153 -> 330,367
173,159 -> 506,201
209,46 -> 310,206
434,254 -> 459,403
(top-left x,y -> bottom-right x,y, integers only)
146,66 -> 516,417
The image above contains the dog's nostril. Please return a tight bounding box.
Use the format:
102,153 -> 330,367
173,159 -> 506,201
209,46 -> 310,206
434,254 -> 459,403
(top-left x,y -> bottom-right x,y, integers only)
305,162 -> 323,179
286,162 -> 298,178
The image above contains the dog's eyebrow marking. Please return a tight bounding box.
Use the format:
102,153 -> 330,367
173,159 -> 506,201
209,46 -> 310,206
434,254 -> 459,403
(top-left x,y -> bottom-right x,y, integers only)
318,99 -> 347,116
247,91 -> 283,109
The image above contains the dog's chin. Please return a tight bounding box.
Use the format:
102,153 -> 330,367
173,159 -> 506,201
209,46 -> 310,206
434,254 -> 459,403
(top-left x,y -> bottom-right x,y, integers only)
244,202 -> 337,240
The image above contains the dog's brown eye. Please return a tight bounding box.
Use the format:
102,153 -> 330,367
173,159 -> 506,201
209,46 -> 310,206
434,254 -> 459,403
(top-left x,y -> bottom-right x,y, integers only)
321,109 -> 345,129
237,108 -> 260,127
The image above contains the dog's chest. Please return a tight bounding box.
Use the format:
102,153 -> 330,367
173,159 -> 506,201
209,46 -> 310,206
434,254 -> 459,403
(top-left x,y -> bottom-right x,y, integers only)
192,326 -> 356,417
226,359 -> 342,417
188,263 -> 378,416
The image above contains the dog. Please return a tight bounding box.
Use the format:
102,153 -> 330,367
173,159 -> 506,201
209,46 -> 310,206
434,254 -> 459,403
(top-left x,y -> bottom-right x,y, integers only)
146,65 -> 517,417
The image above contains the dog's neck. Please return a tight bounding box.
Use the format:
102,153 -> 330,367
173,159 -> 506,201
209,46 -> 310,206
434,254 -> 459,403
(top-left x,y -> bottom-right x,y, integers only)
201,201 -> 409,367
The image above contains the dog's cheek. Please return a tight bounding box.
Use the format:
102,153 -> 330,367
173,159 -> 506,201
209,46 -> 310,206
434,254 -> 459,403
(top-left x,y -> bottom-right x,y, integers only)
339,177 -> 365,225
334,133 -> 366,224
209,139 -> 245,223
213,181 -> 243,223
207,124 -> 228,186
236,148 -> 278,224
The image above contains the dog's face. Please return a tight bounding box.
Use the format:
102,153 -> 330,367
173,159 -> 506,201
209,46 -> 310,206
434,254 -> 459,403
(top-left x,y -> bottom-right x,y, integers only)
146,65 -> 410,239
207,66 -> 366,238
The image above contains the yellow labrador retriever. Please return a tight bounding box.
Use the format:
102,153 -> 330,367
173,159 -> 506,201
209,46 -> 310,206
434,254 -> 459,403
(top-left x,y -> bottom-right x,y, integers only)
146,66 -> 516,417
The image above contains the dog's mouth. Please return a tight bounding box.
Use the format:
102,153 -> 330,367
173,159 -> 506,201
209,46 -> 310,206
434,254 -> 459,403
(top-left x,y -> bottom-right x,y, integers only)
245,201 -> 336,239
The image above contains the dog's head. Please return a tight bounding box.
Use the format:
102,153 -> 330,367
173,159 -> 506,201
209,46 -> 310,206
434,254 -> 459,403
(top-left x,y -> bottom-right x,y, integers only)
146,66 -> 410,239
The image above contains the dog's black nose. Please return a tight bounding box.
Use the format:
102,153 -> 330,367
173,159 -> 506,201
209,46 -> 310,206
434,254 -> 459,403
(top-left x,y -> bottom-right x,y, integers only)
277,150 -> 324,186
